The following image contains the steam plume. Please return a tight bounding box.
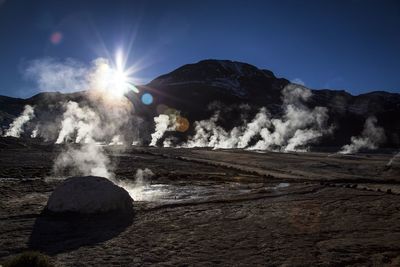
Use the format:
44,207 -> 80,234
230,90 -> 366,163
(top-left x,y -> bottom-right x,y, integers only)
237,108 -> 269,148
183,112 -> 220,148
339,116 -> 385,154
30,125 -> 39,138
163,136 -> 177,147
53,139 -> 113,179
251,85 -> 330,151
109,135 -> 124,145
178,84 -> 331,151
55,101 -> 100,144
53,101 -> 112,179
4,105 -> 35,138
133,168 -> 154,186
150,114 -> 177,146
52,101 -> 133,182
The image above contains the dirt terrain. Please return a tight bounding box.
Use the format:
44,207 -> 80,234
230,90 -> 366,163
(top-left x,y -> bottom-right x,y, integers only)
1,143 -> 400,266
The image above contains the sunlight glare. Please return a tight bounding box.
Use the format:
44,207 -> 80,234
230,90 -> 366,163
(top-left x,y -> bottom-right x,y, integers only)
91,51 -> 139,100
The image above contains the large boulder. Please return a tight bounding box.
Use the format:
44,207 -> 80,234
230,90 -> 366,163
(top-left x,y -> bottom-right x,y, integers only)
46,176 -> 133,214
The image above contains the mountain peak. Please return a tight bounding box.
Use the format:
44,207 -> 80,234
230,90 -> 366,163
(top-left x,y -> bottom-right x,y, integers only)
151,59 -> 278,81
148,59 -> 286,97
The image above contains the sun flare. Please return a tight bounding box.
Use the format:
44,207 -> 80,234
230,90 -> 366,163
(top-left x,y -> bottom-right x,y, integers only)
106,66 -> 130,98
90,51 -> 139,100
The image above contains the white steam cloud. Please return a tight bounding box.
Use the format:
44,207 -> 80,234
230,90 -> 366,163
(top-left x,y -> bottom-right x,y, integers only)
163,136 -> 177,147
55,101 -> 100,144
133,168 -> 155,187
174,84 -> 332,152
150,114 -> 177,146
339,116 -> 386,154
52,102 -> 114,179
183,111 -> 229,148
109,135 -> 124,145
52,99 -> 135,181
53,140 -> 113,179
24,58 -> 89,93
250,87 -> 330,152
237,108 -> 269,148
30,125 -> 39,138
4,105 -> 35,138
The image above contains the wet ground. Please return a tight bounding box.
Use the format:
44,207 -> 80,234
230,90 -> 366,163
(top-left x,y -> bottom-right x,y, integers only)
1,143 -> 400,266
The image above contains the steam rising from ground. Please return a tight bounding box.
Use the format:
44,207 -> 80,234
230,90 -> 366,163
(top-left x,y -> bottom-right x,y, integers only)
26,56 -> 139,193
52,99 -> 134,180
250,85 -> 331,152
30,125 -> 39,138
166,84 -> 332,152
3,105 -> 35,138
56,101 -> 100,144
116,168 -> 166,201
109,135 -> 124,145
150,114 -> 177,146
54,140 -> 113,178
339,116 -> 386,154
52,101 -> 113,178
237,108 -> 269,148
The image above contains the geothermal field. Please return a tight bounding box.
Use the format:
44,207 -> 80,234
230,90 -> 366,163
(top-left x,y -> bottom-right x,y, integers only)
0,58 -> 399,266
1,2 -> 400,264
1,140 -> 400,266
0,59 -> 400,266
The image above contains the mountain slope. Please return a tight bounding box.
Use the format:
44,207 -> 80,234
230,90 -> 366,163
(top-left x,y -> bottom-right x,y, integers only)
141,60 -> 288,114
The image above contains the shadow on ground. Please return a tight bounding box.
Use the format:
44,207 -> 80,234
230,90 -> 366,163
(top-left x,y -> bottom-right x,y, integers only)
28,210 -> 134,255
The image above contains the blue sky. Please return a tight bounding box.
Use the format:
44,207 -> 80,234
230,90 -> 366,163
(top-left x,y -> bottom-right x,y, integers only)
0,0 -> 399,97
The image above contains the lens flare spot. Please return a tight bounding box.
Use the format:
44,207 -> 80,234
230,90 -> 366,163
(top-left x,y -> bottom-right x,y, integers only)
50,32 -> 63,44
176,116 -> 190,132
141,93 -> 153,105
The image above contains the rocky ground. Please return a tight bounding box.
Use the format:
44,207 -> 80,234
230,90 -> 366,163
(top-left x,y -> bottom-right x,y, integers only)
1,142 -> 400,266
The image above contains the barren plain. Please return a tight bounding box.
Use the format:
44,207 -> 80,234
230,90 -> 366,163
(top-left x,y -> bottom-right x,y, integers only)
1,142 -> 400,266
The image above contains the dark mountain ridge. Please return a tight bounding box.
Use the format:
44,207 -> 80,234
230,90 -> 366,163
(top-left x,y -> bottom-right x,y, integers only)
1,59 -> 399,147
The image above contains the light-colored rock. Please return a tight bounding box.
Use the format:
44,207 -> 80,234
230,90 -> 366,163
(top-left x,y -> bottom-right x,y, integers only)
46,176 -> 133,214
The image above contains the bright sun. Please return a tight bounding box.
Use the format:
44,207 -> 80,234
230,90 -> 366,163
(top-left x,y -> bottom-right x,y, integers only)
107,67 -> 130,98
91,50 -> 139,99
